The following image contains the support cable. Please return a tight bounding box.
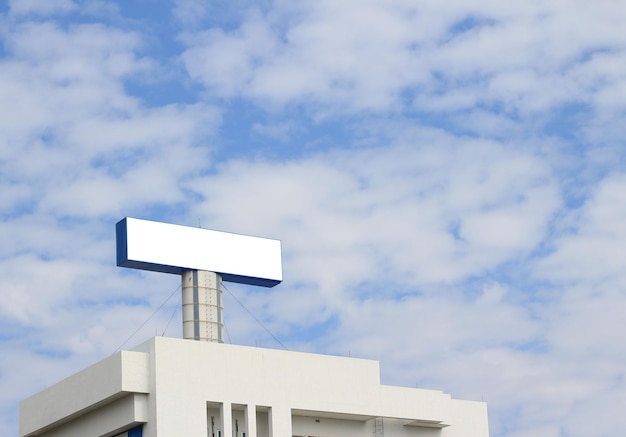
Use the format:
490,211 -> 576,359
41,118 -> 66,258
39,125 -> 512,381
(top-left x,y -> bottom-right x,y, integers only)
222,283 -> 288,350
223,321 -> 232,344
161,300 -> 181,337
115,284 -> 181,352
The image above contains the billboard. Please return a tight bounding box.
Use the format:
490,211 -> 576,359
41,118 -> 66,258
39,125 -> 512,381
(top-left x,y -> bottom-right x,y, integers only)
116,217 -> 282,287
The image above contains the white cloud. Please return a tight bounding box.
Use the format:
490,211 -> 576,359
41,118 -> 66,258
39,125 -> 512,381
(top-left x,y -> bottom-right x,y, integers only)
172,0 -> 209,28
252,120 -> 301,142
537,173 -> 626,285
182,11 -> 280,98
561,384 -> 626,437
181,0 -> 626,128
8,0 -> 77,16
188,134 -> 559,293
0,21 -> 221,221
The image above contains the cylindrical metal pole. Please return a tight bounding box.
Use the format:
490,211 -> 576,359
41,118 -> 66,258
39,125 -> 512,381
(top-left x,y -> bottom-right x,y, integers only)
181,270 -> 224,342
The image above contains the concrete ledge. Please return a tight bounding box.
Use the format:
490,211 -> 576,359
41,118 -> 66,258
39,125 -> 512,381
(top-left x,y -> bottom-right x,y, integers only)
20,351 -> 150,436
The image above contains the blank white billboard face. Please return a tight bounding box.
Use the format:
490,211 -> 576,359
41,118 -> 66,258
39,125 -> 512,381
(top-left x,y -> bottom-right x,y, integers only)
116,218 -> 282,287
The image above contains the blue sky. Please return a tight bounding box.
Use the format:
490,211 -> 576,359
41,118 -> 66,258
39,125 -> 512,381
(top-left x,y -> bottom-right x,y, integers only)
1,1 -> 626,436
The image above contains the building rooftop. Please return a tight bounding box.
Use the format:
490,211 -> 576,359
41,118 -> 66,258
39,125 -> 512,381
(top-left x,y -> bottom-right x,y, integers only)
21,336 -> 488,437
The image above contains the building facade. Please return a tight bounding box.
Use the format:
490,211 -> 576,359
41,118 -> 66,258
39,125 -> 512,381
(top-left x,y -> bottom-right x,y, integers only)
20,336 -> 489,437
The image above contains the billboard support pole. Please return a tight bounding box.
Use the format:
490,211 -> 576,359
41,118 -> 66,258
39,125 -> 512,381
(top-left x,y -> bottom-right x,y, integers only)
182,270 -> 224,342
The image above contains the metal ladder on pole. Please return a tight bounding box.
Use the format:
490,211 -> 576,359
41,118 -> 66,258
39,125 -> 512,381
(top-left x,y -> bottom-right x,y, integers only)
373,417 -> 384,437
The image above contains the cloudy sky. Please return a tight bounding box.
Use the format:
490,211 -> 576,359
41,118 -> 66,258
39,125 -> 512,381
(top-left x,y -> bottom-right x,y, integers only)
1,0 -> 626,435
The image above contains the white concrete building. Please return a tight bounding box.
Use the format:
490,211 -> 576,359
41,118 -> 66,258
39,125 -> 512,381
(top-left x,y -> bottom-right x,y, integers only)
20,336 -> 489,437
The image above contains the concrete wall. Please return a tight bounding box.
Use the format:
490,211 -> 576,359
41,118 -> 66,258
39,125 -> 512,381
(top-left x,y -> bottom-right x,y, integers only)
144,337 -> 487,437
32,394 -> 147,437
